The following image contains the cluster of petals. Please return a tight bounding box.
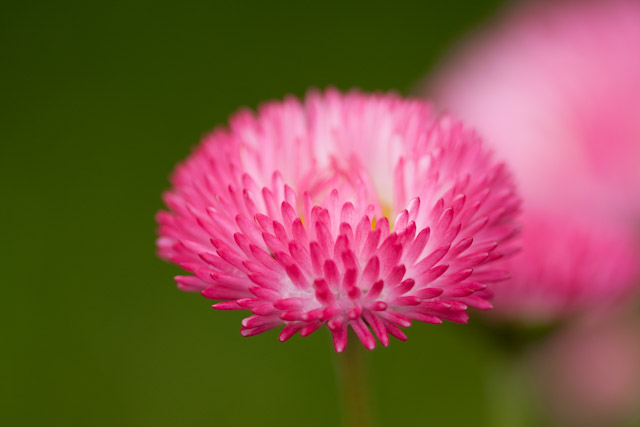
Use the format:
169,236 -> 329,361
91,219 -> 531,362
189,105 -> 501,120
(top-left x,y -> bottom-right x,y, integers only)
156,89 -> 520,351
425,0 -> 640,324
534,312 -> 640,426
489,209 -> 639,325
427,0 -> 640,224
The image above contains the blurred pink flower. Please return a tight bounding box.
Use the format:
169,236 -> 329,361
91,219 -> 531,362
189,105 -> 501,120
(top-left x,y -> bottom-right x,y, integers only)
428,0 -> 640,224
489,209 -> 639,325
156,89 -> 520,351
533,313 -> 640,426
425,0 -> 640,324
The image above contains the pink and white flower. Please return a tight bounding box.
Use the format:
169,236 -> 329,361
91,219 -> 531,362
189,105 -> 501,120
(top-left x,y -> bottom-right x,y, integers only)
489,208 -> 639,325
534,312 -> 640,426
156,89 -> 520,351
427,0 -> 640,225
425,0 -> 640,324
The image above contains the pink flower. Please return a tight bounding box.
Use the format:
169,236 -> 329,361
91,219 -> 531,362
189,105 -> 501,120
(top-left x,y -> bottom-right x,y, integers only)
489,209 -> 639,325
533,312 -> 640,426
424,0 -> 640,324
156,89 -> 520,351
427,0 -> 640,224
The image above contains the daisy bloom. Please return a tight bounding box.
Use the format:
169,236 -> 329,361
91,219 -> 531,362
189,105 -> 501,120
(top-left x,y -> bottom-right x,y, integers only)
488,209 -> 639,325
424,0 -> 640,325
533,312 -> 640,426
156,89 -> 520,352
427,0 -> 640,225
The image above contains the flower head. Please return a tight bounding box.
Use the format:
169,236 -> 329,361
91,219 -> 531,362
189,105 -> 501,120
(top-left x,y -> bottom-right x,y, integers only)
427,0 -> 640,224
156,89 -> 520,351
424,0 -> 640,325
534,312 -> 640,426
489,209 -> 639,325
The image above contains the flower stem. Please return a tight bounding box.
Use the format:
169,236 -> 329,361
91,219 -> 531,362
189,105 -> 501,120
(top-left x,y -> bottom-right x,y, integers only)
487,355 -> 529,427
335,333 -> 373,427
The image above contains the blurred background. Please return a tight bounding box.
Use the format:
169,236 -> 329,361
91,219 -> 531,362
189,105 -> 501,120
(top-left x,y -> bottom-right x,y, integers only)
2,1 -> 639,426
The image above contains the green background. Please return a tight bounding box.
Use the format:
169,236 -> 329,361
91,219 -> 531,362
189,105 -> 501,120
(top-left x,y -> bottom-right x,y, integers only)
1,1 -> 509,426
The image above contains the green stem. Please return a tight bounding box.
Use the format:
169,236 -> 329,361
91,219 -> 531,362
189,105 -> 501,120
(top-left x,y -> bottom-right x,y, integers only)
335,333 -> 373,427
486,350 -> 535,427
